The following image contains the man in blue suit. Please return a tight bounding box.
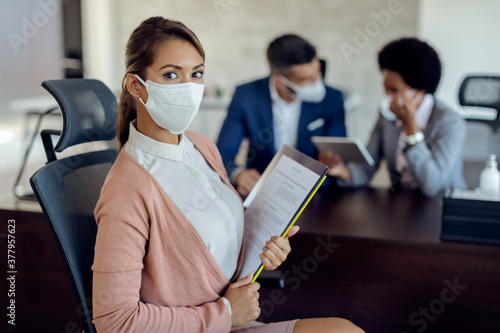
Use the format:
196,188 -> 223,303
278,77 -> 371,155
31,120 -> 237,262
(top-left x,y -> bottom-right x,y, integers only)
217,34 -> 347,197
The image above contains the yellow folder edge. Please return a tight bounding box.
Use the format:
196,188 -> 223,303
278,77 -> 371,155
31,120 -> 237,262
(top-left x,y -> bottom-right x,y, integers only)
251,174 -> 327,284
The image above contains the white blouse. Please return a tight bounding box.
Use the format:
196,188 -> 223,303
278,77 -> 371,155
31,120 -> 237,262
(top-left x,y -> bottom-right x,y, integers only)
124,122 -> 244,280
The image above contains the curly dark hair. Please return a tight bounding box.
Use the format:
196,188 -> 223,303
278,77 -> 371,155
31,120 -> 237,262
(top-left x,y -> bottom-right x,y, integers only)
378,37 -> 442,94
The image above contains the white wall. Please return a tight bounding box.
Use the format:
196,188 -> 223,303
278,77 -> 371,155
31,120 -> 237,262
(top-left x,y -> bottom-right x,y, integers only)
418,0 -> 500,111
418,0 -> 500,160
0,0 -> 64,130
82,0 -> 419,142
81,0 -> 121,92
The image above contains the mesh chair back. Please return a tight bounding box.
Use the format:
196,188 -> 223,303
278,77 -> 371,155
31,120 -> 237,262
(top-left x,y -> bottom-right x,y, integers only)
31,151 -> 116,333
458,75 -> 500,132
30,79 -> 118,333
41,79 -> 117,152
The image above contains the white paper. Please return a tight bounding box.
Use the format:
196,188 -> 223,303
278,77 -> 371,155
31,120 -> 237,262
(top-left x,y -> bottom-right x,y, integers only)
238,155 -> 320,280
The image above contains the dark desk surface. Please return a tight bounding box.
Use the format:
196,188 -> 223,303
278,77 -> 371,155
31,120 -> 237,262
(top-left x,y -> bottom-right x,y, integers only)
261,185 -> 500,332
299,187 -> 442,243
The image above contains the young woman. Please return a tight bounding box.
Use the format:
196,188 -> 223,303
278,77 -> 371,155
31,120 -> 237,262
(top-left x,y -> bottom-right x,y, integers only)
92,16 -> 363,333
322,38 -> 466,197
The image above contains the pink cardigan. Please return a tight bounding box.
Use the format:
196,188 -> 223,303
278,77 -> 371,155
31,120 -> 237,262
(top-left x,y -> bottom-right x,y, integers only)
92,131 -> 243,332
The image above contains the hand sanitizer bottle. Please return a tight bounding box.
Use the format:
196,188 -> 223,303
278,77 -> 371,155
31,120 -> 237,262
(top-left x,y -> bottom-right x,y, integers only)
479,154 -> 500,194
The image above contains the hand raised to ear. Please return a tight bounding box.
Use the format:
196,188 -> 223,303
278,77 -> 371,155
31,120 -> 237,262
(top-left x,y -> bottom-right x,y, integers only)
391,89 -> 424,135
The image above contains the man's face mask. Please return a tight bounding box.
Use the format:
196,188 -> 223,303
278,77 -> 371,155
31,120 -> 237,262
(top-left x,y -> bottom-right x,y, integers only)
279,75 -> 326,103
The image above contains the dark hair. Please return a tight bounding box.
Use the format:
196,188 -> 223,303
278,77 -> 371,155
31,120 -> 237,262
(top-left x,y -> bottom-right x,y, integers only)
267,34 -> 317,74
117,17 -> 205,149
378,37 -> 442,94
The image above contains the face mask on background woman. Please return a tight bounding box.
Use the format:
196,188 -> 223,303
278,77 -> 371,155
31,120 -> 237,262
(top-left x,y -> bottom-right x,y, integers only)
379,89 -> 419,121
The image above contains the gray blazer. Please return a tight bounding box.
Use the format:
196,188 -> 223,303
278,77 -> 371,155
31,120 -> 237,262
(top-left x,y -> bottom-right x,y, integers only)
343,98 -> 466,197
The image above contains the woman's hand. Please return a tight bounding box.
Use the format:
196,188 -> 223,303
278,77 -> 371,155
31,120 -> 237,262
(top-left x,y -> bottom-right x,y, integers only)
260,226 -> 299,271
224,273 -> 261,327
390,89 -> 424,136
318,151 -> 351,182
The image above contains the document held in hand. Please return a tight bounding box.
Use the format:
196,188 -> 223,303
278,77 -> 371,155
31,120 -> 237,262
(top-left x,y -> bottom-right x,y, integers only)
238,145 -> 328,283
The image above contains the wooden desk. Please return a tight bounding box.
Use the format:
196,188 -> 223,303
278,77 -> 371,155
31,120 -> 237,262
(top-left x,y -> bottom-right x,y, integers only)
259,187 -> 500,332
1,186 -> 499,332
0,207 -> 82,333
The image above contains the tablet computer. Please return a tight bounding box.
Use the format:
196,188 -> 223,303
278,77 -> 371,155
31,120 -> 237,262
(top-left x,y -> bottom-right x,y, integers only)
311,136 -> 375,166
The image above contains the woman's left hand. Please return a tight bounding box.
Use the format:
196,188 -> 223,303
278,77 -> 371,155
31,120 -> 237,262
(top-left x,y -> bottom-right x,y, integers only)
260,226 -> 299,270
391,89 -> 424,135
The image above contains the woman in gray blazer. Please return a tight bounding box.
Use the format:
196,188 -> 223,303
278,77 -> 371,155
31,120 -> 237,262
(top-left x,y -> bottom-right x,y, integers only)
322,38 -> 466,197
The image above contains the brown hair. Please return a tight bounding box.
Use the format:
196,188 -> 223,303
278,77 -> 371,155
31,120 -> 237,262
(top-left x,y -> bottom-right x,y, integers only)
117,17 -> 205,149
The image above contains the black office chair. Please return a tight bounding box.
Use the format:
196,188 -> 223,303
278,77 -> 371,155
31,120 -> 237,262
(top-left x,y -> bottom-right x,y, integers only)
459,75 -> 500,152
459,75 -> 500,131
30,79 -> 118,333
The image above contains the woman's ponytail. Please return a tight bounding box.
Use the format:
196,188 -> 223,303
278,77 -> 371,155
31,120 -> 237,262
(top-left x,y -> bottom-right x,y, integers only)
116,81 -> 137,149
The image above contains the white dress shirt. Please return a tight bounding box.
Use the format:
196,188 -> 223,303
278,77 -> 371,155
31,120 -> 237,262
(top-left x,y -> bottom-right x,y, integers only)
270,76 -> 302,153
124,122 -> 244,281
395,93 -> 434,187
229,78 -> 302,182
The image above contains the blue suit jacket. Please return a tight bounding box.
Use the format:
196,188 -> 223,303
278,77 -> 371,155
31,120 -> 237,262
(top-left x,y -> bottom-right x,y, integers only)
217,77 -> 347,176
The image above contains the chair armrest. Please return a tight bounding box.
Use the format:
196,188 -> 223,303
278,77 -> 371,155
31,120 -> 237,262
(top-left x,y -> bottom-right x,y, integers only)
41,129 -> 62,163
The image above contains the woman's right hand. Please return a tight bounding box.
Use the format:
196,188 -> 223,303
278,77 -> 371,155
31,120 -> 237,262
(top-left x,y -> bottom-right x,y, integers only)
318,151 -> 351,182
224,273 -> 261,327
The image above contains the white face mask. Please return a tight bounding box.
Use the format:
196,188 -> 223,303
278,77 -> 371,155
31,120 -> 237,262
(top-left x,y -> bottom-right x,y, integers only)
279,76 -> 326,103
135,74 -> 204,134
